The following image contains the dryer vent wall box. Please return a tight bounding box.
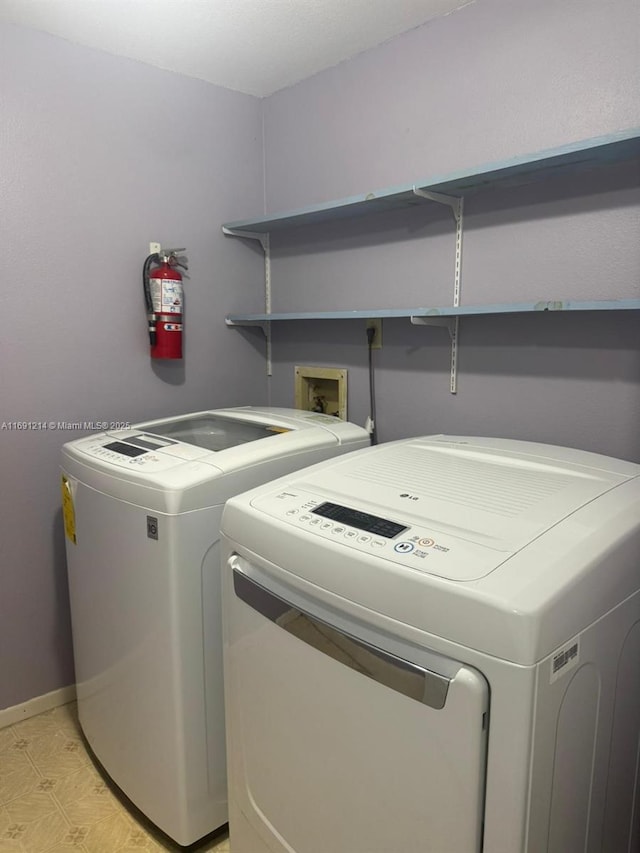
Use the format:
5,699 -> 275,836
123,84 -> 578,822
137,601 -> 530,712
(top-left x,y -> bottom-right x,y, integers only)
60,407 -> 369,846
220,435 -> 640,853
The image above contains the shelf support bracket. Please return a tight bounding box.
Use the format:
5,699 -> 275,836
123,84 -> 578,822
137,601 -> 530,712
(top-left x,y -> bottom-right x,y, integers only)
225,318 -> 271,337
410,316 -> 459,394
412,187 -> 460,217
412,188 -> 464,394
222,228 -> 272,376
221,228 -> 268,247
412,188 -> 464,304
410,316 -> 456,336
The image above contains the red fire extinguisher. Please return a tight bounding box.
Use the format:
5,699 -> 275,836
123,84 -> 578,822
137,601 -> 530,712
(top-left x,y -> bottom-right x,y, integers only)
143,248 -> 188,359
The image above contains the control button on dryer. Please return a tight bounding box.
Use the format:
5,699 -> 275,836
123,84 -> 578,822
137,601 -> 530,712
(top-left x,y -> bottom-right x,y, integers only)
394,542 -> 414,554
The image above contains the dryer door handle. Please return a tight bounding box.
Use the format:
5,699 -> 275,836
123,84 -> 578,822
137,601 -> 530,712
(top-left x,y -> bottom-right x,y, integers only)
231,565 -> 451,709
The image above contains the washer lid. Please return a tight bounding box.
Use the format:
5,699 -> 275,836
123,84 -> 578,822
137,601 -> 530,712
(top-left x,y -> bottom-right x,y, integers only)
129,407 -> 366,453
133,413 -> 286,452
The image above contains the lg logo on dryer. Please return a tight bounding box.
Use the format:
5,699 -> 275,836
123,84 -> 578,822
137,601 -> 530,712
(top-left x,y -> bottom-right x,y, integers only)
400,493 -> 419,501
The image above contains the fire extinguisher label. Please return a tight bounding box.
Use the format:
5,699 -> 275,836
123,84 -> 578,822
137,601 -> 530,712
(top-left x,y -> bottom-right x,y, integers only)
164,324 -> 183,331
150,278 -> 183,314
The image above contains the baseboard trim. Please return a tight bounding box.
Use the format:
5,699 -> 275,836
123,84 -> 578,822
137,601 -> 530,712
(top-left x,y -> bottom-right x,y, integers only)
0,684 -> 77,729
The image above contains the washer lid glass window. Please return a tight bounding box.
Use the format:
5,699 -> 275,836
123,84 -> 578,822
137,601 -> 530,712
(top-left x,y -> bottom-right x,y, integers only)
147,414 -> 285,452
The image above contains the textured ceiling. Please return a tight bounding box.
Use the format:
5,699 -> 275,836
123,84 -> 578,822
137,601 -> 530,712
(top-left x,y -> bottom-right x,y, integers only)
0,0 -> 471,97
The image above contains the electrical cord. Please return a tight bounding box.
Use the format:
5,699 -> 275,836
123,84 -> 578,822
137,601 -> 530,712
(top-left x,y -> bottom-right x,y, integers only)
367,325 -> 378,445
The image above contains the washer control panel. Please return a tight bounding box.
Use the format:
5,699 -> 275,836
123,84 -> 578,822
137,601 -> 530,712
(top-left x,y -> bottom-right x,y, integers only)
74,433 -> 187,471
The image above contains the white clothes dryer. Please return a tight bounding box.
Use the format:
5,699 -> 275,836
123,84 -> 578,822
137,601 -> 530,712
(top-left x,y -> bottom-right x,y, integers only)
60,407 -> 369,846
220,435 -> 640,853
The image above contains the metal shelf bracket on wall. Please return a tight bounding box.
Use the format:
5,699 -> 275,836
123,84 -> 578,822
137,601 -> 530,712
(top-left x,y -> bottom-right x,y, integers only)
412,187 -> 464,394
410,316 -> 459,394
222,227 -> 273,375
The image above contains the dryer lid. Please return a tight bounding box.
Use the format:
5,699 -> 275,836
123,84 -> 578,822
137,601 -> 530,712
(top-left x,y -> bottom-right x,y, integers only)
291,435 -> 636,577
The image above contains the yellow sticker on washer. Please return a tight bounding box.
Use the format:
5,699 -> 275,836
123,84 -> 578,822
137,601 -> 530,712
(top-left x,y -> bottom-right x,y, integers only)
61,475 -> 76,544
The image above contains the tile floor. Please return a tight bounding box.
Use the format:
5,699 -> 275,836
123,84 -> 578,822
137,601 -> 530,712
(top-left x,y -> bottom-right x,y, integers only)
0,703 -> 230,852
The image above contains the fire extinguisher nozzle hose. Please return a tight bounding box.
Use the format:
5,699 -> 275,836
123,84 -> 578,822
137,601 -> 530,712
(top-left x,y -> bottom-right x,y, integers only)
143,253 -> 159,314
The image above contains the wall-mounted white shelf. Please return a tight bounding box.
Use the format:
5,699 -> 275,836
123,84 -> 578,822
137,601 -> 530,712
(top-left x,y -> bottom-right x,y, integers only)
222,128 -> 640,236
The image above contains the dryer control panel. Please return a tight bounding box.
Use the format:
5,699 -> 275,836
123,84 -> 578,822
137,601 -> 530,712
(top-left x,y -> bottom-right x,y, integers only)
250,488 -> 508,582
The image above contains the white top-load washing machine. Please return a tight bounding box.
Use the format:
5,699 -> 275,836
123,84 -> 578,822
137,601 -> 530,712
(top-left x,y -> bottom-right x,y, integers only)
220,435 -> 640,853
60,407 -> 369,846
